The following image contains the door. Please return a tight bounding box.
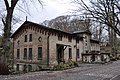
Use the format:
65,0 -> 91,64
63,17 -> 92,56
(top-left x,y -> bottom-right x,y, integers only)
57,44 -> 64,64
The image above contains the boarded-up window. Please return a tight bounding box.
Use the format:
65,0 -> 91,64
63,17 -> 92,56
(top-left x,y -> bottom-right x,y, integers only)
38,47 -> 42,60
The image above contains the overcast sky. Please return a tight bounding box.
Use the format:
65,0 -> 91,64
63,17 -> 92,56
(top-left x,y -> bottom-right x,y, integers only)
0,0 -> 79,33
27,0 -> 75,23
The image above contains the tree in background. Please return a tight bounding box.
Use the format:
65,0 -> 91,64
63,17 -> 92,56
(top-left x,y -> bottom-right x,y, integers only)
47,15 -> 91,32
0,0 -> 42,68
74,0 -> 120,57
43,14 -> 107,42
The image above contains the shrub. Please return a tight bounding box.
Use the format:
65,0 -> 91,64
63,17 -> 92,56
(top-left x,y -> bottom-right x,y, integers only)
0,63 -> 10,75
53,61 -> 78,71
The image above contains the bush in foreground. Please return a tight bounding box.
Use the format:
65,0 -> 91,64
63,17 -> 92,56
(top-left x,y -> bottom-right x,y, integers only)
53,60 -> 78,71
0,63 -> 10,75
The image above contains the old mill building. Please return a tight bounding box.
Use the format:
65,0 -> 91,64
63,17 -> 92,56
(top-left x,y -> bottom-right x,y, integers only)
11,21 -> 109,72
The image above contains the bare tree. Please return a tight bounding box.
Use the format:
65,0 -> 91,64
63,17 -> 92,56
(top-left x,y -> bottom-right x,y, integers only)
90,21 -> 106,42
48,15 -> 90,32
74,0 -> 120,57
74,0 -> 120,36
0,0 -> 42,65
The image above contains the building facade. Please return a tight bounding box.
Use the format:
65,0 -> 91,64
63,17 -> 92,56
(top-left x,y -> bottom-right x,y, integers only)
11,21 -> 100,72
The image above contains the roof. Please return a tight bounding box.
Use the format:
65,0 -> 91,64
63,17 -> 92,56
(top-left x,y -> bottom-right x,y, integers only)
90,39 -> 99,44
11,21 -> 91,39
11,21 -> 73,38
11,21 -> 93,39
73,29 -> 92,35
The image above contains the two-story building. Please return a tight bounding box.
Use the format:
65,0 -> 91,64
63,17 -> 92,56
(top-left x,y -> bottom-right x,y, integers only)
11,21 -> 100,72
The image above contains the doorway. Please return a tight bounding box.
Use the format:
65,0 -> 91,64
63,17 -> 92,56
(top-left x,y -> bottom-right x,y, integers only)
57,44 -> 64,64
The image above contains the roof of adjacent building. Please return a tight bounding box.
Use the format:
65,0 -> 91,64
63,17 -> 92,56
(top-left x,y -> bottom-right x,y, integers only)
72,29 -> 92,35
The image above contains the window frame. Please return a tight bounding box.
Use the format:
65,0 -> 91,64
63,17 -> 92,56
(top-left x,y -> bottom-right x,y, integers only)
77,49 -> 80,58
29,34 -> 32,42
24,35 -> 27,42
16,64 -> 19,71
58,35 -> 62,41
28,48 -> 32,60
68,37 -> 72,42
38,47 -> 42,60
17,49 -> 20,59
24,48 -> 27,59
28,65 -> 32,71
69,48 -> 72,59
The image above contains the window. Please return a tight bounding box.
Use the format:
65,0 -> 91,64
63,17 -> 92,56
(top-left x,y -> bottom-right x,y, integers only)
77,49 -> 80,58
69,48 -> 72,59
23,65 -> 27,72
76,39 -> 79,43
85,43 -> 87,46
28,65 -> 32,71
16,64 -> 19,71
24,48 -> 27,59
29,34 -> 32,42
68,37 -> 72,42
17,40 -> 20,45
29,48 -> 32,60
38,47 -> 42,60
24,35 -> 27,42
86,50 -> 88,53
17,49 -> 20,59
58,35 -> 62,41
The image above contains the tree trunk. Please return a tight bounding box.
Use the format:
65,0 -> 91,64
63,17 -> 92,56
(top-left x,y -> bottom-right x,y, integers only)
2,8 -> 13,64
1,0 -> 18,65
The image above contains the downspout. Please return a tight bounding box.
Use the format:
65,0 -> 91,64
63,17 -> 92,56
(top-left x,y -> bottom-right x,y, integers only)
12,38 -> 14,70
47,33 -> 50,66
76,37 -> 78,62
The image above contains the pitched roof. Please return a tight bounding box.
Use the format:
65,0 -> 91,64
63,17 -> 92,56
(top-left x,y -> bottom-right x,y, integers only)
11,21 -> 91,39
72,29 -> 92,35
11,21 -> 73,38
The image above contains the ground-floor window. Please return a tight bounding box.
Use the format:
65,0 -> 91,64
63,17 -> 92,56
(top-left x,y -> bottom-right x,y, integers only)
77,49 -> 80,58
29,48 -> 32,60
38,47 -> 42,60
28,65 -> 32,71
16,64 -> 19,71
17,49 -> 20,59
23,65 -> 27,72
24,48 -> 27,59
69,48 -> 72,59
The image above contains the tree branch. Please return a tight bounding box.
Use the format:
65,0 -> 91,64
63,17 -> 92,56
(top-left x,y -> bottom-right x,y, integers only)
4,0 -> 9,10
11,0 -> 19,10
2,18 -> 6,26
